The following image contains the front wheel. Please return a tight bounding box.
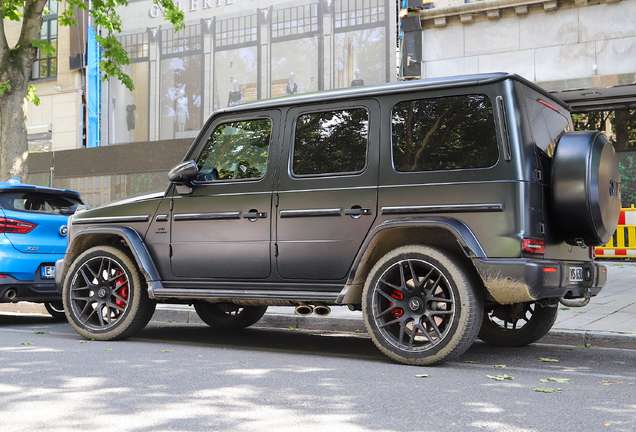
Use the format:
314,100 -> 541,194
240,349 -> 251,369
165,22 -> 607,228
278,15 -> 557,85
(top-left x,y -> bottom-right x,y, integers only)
44,302 -> 66,321
478,302 -> 558,347
62,246 -> 156,341
362,245 -> 483,366
194,302 -> 267,330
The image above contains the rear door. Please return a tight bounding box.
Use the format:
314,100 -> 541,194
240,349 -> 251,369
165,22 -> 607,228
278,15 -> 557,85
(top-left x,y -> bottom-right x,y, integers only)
275,100 -> 379,280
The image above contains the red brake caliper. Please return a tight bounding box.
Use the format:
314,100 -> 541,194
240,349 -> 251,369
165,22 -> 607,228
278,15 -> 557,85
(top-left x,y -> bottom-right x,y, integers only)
390,290 -> 404,318
114,271 -> 128,309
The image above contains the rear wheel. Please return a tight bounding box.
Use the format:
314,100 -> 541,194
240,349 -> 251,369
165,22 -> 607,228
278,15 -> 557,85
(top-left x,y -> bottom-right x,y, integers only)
478,302 -> 558,347
44,302 -> 66,321
362,245 -> 483,366
194,302 -> 268,330
62,246 -> 156,340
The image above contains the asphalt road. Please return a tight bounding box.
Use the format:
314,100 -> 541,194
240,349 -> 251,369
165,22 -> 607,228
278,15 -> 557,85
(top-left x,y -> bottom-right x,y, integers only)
1,314 -> 635,432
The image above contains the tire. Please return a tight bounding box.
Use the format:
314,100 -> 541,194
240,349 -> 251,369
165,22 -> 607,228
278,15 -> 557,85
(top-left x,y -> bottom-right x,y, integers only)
362,245 -> 483,366
62,246 -> 156,341
552,131 -> 621,246
194,302 -> 268,330
478,302 -> 558,347
44,302 -> 67,321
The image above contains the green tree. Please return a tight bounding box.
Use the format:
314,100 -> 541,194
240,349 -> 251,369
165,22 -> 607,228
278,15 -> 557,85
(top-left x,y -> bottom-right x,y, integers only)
0,0 -> 184,182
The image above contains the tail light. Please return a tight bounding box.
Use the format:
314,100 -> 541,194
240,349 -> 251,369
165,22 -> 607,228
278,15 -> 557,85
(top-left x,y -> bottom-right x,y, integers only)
522,238 -> 545,255
0,217 -> 37,234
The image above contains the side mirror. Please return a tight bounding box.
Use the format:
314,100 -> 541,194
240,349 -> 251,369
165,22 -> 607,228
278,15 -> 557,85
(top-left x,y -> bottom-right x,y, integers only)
168,161 -> 198,194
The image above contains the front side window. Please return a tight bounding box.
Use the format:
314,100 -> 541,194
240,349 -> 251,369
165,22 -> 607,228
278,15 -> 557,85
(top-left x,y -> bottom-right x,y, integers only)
293,108 -> 368,176
31,0 -> 58,80
195,118 -> 272,182
392,95 -> 498,172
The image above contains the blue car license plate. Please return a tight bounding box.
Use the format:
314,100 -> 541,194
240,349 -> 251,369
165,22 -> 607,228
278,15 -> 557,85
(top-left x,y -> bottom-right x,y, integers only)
41,266 -> 55,279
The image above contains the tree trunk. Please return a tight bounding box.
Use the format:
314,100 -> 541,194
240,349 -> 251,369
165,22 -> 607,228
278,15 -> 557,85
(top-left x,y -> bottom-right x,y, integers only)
614,110 -> 628,150
0,65 -> 30,183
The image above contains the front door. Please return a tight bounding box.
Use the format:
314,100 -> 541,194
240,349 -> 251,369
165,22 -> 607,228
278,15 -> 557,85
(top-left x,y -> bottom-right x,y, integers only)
170,112 -> 280,279
275,101 -> 379,280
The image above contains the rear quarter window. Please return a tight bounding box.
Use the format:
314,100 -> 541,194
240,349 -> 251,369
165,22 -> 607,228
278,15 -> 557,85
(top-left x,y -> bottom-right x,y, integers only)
392,94 -> 498,172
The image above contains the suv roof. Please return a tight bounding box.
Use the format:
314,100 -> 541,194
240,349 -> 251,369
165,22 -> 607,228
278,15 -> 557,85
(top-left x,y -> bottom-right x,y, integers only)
0,178 -> 80,198
217,72 -> 569,114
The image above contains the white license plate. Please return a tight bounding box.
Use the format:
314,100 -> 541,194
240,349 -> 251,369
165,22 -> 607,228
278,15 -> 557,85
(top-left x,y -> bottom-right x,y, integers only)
569,267 -> 583,282
41,266 -> 55,279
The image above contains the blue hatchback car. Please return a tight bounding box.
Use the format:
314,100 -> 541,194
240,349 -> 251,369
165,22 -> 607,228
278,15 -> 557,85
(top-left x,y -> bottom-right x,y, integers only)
0,178 -> 82,319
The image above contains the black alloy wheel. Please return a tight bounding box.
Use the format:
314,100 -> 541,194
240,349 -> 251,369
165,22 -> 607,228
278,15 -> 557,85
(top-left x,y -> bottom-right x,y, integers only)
194,302 -> 268,330
363,245 -> 482,365
63,246 -> 156,340
44,301 -> 67,321
478,301 -> 558,347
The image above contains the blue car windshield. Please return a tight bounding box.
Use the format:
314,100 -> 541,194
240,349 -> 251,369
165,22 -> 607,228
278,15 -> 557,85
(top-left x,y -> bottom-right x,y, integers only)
0,191 -> 82,215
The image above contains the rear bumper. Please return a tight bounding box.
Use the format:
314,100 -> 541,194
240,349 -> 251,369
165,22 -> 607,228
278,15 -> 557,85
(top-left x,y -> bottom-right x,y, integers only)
472,258 -> 606,305
0,275 -> 60,303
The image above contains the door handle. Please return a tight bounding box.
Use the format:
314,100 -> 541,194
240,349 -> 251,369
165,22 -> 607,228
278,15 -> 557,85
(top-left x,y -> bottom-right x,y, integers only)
243,210 -> 267,221
344,207 -> 372,218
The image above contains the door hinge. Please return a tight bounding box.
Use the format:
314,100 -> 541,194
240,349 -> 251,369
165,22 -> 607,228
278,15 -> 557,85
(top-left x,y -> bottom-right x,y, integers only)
274,243 -> 279,257
535,169 -> 543,182
170,199 -> 174,211
169,244 -> 173,257
275,194 -> 279,207
540,222 -> 545,236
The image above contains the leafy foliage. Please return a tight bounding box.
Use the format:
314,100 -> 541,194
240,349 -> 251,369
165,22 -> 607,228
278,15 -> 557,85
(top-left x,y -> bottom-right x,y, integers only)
572,110 -> 636,149
0,80 -> 11,96
26,84 -> 40,106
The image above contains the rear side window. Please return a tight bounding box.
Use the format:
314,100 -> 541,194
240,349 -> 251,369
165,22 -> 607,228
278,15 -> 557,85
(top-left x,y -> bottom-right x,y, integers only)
0,192 -> 82,215
525,98 -> 571,158
293,108 -> 368,176
392,95 -> 498,172
196,118 -> 272,182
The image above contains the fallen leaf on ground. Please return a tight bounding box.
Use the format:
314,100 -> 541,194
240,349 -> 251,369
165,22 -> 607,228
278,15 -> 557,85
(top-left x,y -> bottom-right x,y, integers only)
577,343 -> 591,348
494,364 -> 507,368
464,361 -> 480,364
33,331 -> 49,334
535,387 -> 563,393
539,358 -> 559,362
487,374 -> 513,381
602,381 -> 634,386
159,350 -> 174,353
540,378 -> 570,383
20,342 -> 33,345
103,348 -> 113,351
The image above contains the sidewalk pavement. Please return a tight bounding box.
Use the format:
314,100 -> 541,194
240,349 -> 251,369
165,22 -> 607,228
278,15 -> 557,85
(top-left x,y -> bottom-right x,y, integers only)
2,261 -> 635,350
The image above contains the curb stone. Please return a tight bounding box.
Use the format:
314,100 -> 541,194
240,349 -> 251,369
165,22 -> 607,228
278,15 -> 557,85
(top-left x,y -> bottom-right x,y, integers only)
2,305 -> 634,351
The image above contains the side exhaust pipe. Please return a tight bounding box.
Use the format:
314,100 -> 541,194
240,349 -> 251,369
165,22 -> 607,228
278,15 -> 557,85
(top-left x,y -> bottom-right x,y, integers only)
313,303 -> 331,316
294,302 -> 314,316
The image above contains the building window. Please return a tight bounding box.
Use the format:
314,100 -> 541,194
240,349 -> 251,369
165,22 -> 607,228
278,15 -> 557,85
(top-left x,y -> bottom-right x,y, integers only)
215,15 -> 258,48
31,0 -> 58,80
334,0 -> 385,29
271,4 -> 319,39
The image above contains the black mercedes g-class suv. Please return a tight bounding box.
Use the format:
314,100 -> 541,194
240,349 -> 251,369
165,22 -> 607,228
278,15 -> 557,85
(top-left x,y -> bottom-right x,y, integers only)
56,73 -> 620,365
